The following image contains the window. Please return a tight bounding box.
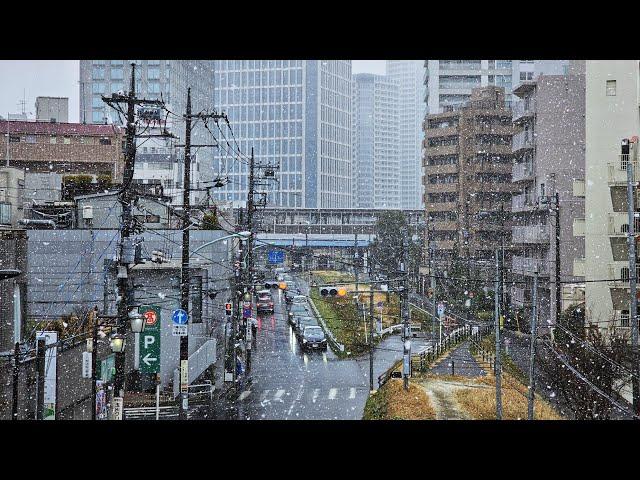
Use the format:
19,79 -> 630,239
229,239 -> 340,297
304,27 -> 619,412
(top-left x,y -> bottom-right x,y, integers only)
92,82 -> 106,94
9,135 -> 20,143
92,66 -> 105,79
63,136 -> 71,145
110,68 -> 124,80
49,136 -> 57,144
99,137 -> 112,145
26,135 -> 36,144
92,111 -> 105,123
92,97 -> 103,108
606,80 -> 617,96
148,67 -> 160,80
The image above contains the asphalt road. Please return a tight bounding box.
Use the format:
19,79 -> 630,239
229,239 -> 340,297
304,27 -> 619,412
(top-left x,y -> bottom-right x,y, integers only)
196,278 -> 436,420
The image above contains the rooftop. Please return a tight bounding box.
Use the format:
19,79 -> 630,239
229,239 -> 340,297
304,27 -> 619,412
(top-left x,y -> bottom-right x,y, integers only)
0,120 -> 122,136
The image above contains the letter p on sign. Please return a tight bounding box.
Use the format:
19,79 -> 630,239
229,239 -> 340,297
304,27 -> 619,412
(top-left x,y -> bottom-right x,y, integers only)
144,335 -> 156,349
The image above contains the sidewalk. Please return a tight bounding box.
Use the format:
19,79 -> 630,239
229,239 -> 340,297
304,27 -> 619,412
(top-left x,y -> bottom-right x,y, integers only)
428,341 -> 486,378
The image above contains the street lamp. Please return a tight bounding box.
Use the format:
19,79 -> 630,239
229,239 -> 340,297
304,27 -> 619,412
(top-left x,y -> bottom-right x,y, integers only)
110,333 -> 126,353
128,310 -> 145,333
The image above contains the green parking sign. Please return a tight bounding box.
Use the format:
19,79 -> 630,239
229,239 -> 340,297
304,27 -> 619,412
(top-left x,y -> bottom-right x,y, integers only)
139,305 -> 161,374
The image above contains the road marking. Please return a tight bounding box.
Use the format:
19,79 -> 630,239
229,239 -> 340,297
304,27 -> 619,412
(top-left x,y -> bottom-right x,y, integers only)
238,390 -> 252,401
274,389 -> 286,402
259,390 -> 270,401
286,385 -> 305,418
312,389 -> 320,403
349,387 -> 356,399
328,388 -> 337,400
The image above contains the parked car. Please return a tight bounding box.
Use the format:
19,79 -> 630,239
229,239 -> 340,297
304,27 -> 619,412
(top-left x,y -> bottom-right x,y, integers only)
299,325 -> 327,351
288,304 -> 309,325
256,290 -> 274,313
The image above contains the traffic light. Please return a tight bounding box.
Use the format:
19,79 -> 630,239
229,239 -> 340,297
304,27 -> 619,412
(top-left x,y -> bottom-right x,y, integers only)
225,303 -> 232,316
319,286 -> 347,297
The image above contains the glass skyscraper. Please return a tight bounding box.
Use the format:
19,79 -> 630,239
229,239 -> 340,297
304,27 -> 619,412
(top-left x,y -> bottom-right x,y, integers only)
211,60 -> 352,208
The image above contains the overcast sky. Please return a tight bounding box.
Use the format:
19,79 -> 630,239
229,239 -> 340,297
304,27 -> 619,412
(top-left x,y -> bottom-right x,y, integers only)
0,60 -> 386,123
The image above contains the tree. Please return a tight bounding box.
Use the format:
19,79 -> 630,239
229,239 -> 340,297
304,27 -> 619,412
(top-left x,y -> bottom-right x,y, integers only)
370,211 -> 421,278
537,303 -> 632,419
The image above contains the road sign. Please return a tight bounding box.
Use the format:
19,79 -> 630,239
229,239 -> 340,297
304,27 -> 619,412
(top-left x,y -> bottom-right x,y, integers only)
82,351 -> 92,379
172,325 -> 188,337
139,306 -> 161,374
172,309 -> 189,325
180,360 -> 189,393
437,302 -> 445,318
267,250 -> 285,264
99,354 -> 115,382
112,397 -> 123,420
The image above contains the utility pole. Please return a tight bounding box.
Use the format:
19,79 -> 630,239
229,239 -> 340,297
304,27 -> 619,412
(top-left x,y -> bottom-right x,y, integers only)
179,87 -> 193,420
554,192 -> 561,325
494,249 -> 502,420
91,307 -> 98,421
35,337 -> 46,420
401,233 -> 410,391
369,286 -> 375,392
12,342 -> 19,420
625,142 -> 639,416
102,64 -> 166,415
527,269 -> 538,420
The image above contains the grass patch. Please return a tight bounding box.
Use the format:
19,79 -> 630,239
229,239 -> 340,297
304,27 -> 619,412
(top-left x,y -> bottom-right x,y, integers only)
311,270 -> 355,284
456,374 -> 562,420
476,333 -> 528,385
363,379 -> 436,420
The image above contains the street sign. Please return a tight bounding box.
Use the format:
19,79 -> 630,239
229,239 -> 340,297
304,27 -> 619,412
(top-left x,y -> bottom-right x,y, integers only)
99,354 -> 115,382
172,325 -> 188,337
243,307 -> 252,319
82,351 -> 92,379
180,360 -> 189,393
267,250 -> 285,264
437,302 -> 445,318
36,331 -> 57,420
139,306 -> 161,374
172,309 -> 189,325
112,397 -> 123,420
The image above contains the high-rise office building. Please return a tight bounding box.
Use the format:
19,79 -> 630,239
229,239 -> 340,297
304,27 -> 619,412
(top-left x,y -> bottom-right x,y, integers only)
211,60 -> 352,208
79,60 -> 215,202
387,60 -> 425,209
352,73 -> 400,209
424,60 -> 570,115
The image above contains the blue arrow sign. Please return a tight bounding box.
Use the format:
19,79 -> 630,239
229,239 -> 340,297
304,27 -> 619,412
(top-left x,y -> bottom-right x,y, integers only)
172,309 -> 189,325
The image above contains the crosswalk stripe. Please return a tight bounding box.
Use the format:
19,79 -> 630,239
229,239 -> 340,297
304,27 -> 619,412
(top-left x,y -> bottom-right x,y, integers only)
239,390 -> 251,401
328,388 -> 337,400
349,387 -> 356,399
312,389 -> 320,403
259,390 -> 270,402
274,389 -> 285,402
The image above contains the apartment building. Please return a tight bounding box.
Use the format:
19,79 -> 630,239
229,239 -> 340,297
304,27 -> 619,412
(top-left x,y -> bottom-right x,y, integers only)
35,96 -> 69,123
585,60 -> 640,333
510,67 -> 586,327
352,73 -> 400,209
423,86 -> 514,264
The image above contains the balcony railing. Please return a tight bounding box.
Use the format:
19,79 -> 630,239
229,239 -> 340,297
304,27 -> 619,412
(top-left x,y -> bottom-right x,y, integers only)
512,255 -> 550,276
607,154 -> 640,185
512,161 -> 534,182
512,98 -> 536,123
512,130 -> 535,152
512,224 -> 550,244
608,263 -> 640,287
512,192 -> 537,212
607,212 -> 640,235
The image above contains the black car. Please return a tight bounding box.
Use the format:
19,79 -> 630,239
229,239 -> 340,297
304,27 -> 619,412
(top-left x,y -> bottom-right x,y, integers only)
284,288 -> 301,305
299,326 -> 327,351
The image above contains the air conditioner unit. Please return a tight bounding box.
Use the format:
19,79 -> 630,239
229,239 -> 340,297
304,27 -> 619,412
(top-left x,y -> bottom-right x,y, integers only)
82,205 -> 94,220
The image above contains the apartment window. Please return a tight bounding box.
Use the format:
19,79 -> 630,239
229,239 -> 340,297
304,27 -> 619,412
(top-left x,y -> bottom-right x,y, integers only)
92,82 -> 106,94
9,135 -> 20,143
621,310 -> 630,327
49,136 -> 57,144
99,137 -> 112,145
111,68 -> 124,80
63,136 -> 71,145
26,135 -> 36,144
148,67 -> 160,80
92,66 -> 105,79
606,80 -> 617,96
92,111 -> 105,123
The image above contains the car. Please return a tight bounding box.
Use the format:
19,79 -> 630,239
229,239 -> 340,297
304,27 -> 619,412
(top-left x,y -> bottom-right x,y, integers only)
284,288 -> 301,304
287,304 -> 309,324
292,295 -> 307,305
294,315 -> 317,335
256,290 -> 274,313
299,325 -> 327,351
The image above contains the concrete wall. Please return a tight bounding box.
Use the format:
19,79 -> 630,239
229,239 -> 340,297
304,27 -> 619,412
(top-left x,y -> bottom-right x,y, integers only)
585,60 -> 640,329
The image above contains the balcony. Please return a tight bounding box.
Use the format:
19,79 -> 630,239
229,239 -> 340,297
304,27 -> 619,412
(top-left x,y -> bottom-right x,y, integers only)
512,130 -> 535,152
475,124 -> 514,136
434,240 -> 456,250
607,155 -> 640,185
512,255 -> 550,276
512,224 -> 550,244
511,286 -> 530,307
607,212 -> 640,236
424,144 -> 459,157
608,262 -> 640,288
512,192 -> 537,212
426,182 -> 459,193
512,98 -> 536,124
424,126 -> 458,138
512,161 -> 534,182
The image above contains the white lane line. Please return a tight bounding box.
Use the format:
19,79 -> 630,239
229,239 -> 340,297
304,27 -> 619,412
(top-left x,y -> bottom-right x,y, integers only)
286,385 -> 305,418
328,388 -> 337,400
259,390 -> 270,402
312,389 -> 320,403
349,387 -> 356,399
274,389 -> 286,402
238,390 -> 252,401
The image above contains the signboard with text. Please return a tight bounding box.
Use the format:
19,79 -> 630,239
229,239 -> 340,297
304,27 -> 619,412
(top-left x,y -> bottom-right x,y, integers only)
139,305 -> 161,374
268,250 -> 285,264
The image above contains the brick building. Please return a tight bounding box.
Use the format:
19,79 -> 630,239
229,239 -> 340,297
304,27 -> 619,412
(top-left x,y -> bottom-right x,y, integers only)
423,86 -> 515,265
0,120 -> 124,182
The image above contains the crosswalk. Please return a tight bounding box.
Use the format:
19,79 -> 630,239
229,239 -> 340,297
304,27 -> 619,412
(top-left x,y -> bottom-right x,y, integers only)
240,387 -> 363,405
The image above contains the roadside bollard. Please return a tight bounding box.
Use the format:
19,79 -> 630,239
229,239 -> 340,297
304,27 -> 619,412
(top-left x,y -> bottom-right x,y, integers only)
451,360 -> 455,376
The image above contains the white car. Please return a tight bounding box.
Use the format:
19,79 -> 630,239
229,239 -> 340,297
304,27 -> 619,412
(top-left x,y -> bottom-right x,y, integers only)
292,295 -> 307,305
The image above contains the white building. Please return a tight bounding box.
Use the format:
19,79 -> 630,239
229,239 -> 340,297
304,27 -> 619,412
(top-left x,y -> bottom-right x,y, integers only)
211,60 -> 353,208
352,73 -> 400,209
386,60 -> 424,209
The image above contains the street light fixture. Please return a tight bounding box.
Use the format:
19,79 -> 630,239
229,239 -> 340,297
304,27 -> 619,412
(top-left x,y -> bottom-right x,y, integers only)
110,333 -> 126,353
128,310 -> 145,333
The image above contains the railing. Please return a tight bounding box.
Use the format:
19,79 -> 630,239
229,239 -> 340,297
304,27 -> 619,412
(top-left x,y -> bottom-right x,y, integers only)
512,98 -> 536,121
513,130 -> 535,151
607,213 -> 640,235
607,263 -> 640,286
512,192 -> 537,211
607,155 -> 640,184
512,255 -> 550,275
512,161 -> 534,182
512,224 -> 550,244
